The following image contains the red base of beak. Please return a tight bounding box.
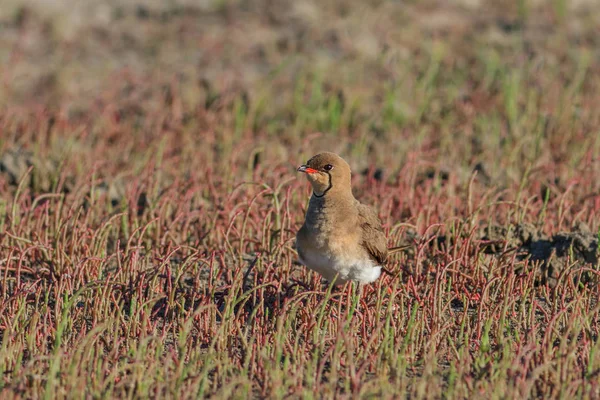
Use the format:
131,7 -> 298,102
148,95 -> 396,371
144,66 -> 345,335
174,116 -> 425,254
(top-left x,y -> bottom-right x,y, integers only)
297,165 -> 318,174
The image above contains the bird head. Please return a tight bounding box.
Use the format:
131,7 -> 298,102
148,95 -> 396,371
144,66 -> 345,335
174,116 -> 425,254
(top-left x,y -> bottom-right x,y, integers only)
297,152 -> 352,197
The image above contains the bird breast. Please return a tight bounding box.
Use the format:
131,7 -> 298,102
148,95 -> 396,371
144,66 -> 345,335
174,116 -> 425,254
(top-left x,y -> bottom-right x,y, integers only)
299,201 -> 366,262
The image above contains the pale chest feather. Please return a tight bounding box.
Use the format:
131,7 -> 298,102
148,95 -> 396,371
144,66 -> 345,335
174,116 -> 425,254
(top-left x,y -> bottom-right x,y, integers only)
296,197 -> 381,284
298,249 -> 380,284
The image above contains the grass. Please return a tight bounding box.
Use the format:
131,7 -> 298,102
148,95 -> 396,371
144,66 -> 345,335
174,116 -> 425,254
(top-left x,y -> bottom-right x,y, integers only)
1,0 -> 600,398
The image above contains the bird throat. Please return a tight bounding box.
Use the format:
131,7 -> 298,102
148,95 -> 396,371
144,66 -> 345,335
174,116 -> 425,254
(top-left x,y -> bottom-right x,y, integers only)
312,172 -> 332,198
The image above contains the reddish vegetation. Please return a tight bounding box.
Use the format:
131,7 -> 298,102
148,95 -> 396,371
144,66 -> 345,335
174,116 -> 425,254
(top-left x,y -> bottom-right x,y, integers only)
1,0 -> 599,398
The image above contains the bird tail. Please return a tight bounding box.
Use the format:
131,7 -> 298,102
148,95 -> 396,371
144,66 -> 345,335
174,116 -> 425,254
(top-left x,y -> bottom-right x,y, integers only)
382,245 -> 412,278
387,245 -> 411,255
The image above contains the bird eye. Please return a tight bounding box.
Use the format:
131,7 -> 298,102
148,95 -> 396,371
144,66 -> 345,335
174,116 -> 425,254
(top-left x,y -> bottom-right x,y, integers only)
323,164 -> 333,171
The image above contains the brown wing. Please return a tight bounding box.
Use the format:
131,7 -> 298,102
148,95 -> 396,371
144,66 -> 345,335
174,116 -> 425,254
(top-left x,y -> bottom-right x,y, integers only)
357,202 -> 388,265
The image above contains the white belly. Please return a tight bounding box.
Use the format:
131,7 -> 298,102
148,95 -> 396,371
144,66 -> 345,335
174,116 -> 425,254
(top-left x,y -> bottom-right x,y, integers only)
298,250 -> 382,284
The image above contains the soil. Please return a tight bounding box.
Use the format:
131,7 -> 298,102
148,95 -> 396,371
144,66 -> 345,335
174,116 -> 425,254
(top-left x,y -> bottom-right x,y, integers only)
481,222 -> 598,286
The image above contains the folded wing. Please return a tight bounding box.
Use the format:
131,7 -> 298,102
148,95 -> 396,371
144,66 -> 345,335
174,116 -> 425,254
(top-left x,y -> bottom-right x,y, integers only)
357,202 -> 388,265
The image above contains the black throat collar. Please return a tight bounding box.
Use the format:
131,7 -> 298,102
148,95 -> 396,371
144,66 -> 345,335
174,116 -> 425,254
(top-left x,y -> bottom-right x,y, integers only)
312,172 -> 332,198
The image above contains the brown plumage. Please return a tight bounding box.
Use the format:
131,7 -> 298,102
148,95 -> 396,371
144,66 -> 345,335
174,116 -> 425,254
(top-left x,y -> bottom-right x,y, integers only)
295,152 -> 395,284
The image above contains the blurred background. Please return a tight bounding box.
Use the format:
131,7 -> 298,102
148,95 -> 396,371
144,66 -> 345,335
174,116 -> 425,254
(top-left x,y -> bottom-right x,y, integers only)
0,0 -> 599,216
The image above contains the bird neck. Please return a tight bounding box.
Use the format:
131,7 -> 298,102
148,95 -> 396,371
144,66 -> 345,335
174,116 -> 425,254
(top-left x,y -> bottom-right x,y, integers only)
311,186 -> 354,202
309,189 -> 355,215
305,192 -> 357,232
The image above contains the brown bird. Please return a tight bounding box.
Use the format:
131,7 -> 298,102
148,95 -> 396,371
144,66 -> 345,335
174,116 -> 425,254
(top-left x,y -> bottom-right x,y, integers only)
296,152 -> 398,285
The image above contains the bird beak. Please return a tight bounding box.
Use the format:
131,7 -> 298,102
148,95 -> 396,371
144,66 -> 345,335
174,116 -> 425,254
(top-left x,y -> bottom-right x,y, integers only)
297,165 -> 318,174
